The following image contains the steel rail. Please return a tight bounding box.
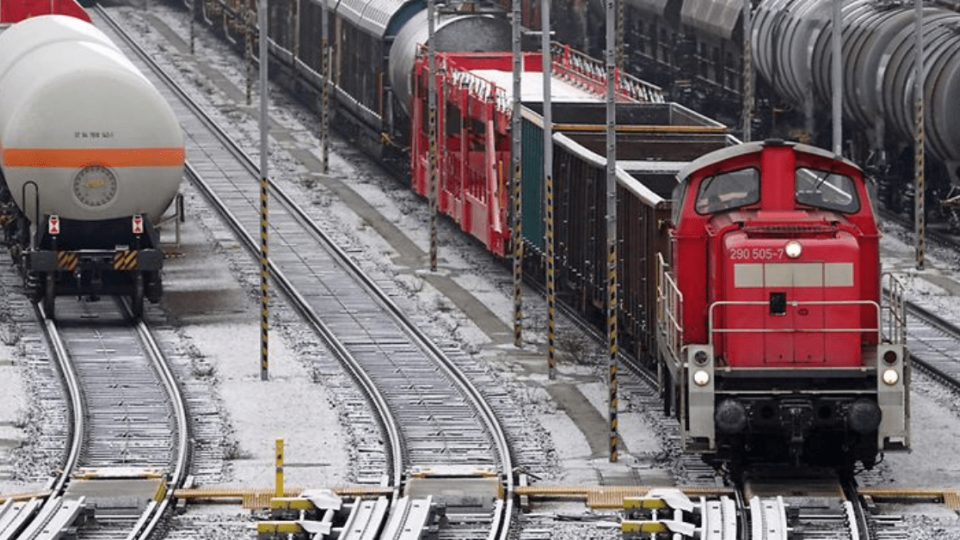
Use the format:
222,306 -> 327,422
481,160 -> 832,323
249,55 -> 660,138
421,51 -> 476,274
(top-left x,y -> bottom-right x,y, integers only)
95,6 -> 515,538
129,305 -> 191,538
39,305 -> 84,496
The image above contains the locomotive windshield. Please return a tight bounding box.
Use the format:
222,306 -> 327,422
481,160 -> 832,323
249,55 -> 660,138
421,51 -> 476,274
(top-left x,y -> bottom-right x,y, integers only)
695,167 -> 760,214
795,167 -> 859,213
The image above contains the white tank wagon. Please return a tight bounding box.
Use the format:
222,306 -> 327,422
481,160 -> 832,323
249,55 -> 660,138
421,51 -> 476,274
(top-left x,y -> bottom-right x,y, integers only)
0,15 -> 185,319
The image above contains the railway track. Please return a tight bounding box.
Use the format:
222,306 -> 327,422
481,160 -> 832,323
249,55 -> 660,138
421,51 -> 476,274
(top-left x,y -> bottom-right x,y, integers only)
0,298 -> 189,539
619,470 -> 911,539
879,210 -> 960,390
93,6 -> 517,538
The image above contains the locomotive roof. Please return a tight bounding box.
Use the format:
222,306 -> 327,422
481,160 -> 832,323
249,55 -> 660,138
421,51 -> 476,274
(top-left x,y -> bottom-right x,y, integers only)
676,140 -> 862,185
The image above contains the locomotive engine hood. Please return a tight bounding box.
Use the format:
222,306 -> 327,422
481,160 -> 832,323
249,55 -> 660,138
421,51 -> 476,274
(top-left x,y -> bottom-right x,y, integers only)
713,217 -> 863,367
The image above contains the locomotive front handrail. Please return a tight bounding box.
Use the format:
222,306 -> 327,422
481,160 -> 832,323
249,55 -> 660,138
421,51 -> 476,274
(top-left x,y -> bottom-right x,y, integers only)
707,300 -> 884,348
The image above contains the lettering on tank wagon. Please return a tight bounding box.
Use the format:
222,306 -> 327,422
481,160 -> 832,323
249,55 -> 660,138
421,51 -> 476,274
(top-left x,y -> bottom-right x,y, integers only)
74,131 -> 116,139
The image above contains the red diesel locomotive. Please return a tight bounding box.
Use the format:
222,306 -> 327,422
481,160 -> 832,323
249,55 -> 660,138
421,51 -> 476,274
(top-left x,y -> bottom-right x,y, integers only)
658,140 -> 909,469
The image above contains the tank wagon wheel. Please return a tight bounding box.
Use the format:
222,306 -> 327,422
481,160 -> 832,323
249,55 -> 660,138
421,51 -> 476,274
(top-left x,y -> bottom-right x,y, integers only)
131,272 -> 144,320
43,273 -> 55,320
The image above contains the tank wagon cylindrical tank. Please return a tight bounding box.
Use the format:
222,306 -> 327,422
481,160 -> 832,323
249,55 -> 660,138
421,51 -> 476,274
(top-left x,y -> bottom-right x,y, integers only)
0,15 -> 185,319
753,0 -> 960,171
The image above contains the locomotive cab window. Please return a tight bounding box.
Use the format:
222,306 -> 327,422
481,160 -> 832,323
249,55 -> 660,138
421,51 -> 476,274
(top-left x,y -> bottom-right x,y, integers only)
795,168 -> 859,213
695,167 -> 760,214
672,181 -> 688,224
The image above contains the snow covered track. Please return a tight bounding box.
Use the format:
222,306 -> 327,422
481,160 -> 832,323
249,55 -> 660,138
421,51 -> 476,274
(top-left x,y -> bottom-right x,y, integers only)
0,297 -> 190,540
91,5 -> 515,539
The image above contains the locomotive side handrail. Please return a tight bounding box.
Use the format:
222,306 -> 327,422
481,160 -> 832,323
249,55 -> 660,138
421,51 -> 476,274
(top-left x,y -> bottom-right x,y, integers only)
882,273 -> 907,345
656,253 -> 684,363
707,300 -> 884,348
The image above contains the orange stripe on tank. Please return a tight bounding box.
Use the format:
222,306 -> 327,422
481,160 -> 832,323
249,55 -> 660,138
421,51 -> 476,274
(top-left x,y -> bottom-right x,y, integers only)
2,147 -> 185,168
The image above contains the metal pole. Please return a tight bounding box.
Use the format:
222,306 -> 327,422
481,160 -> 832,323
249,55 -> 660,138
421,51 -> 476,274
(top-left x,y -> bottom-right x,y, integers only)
742,0 -> 753,141
190,5 -> 195,55
275,439 -> 284,497
321,0 -> 329,174
831,0 -> 842,155
247,3 -> 254,106
291,0 -> 299,61
605,0 -> 619,463
511,0 -> 524,349
543,0 -> 556,380
546,163 -> 556,380
914,0 -> 924,270
616,0 -> 624,70
428,0 -> 438,272
259,0 -> 270,381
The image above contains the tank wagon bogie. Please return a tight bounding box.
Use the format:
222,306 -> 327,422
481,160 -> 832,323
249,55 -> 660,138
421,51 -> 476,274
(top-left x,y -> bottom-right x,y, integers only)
0,15 -> 185,319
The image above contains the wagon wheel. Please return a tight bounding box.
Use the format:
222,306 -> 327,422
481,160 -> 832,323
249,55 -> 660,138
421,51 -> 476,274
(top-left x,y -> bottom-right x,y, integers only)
43,273 -> 55,320
131,272 -> 144,320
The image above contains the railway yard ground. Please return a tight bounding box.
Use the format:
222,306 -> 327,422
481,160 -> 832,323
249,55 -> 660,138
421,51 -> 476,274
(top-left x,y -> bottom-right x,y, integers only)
2,3 -> 960,538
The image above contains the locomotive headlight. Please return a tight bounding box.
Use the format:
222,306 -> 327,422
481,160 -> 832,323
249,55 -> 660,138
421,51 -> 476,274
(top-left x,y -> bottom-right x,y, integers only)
785,240 -> 802,259
693,370 -> 710,387
694,350 -> 709,366
882,369 -> 900,386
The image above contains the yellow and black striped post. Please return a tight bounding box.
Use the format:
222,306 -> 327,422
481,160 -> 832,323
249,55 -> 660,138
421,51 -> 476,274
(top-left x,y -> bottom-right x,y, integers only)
260,175 -> 269,380
258,0 -> 270,381
741,0 -> 753,141
290,0 -> 300,62
511,0 -> 523,349
607,243 -> 618,462
541,4 -> 555,378
546,174 -> 556,380
275,438 -> 284,498
428,0 -> 438,273
513,161 -> 523,349
913,0 -> 925,271
245,5 -> 253,106
190,5 -> 195,55
616,0 -> 624,71
321,0 -> 330,175
605,0 -> 619,462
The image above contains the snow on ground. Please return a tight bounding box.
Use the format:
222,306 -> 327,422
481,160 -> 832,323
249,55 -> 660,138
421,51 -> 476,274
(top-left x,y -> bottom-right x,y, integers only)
161,213 -> 352,491
0,3 -> 959,538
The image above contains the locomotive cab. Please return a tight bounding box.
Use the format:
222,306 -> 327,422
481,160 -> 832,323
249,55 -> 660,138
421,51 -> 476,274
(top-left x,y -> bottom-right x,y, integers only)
657,140 -> 909,471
